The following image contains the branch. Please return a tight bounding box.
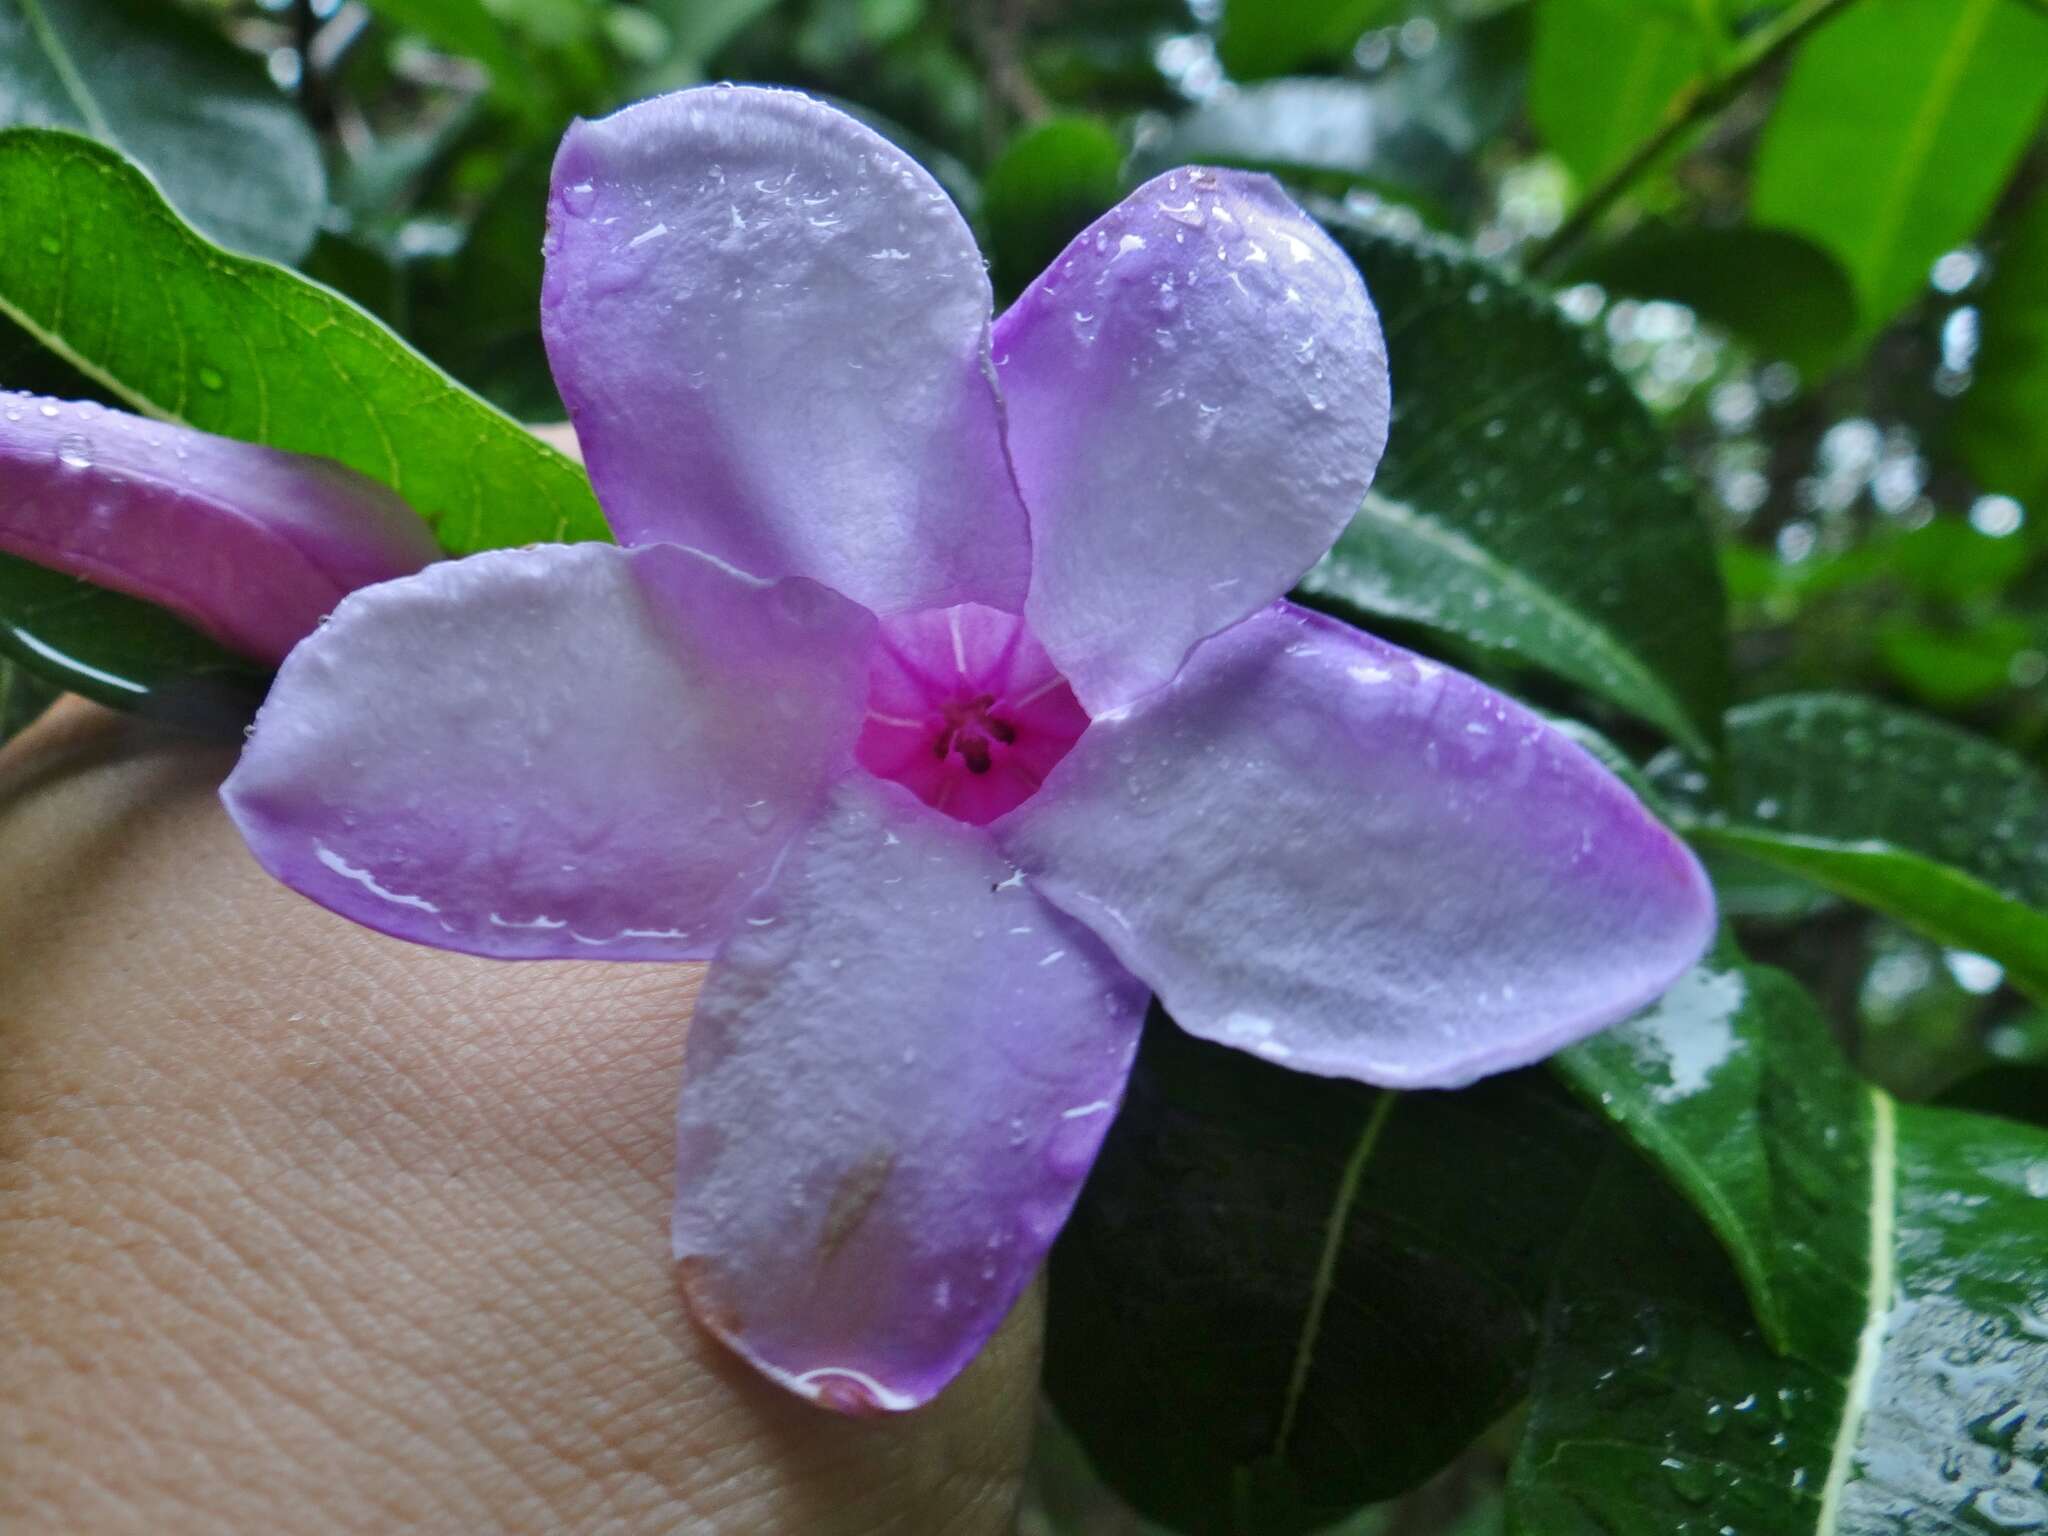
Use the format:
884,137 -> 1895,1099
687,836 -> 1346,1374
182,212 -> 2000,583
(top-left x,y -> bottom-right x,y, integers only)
1525,0 -> 1865,279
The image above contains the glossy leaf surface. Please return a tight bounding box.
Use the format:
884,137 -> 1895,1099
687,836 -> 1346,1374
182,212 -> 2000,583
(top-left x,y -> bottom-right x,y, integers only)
0,129 -> 603,556
1510,1096 -> 2048,1535
0,550 -> 266,733
1047,1013 -> 1607,1535
1300,213 -> 1727,758
1651,695 -> 2048,1001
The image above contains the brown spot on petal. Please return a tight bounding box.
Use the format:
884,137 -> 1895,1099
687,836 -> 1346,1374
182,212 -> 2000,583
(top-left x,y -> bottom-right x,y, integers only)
819,1149 -> 894,1263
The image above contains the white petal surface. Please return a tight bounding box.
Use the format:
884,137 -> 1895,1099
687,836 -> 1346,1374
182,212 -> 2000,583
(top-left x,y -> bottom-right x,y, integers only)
673,776 -> 1149,1412
223,543 -> 875,960
542,86 -> 1030,614
998,603 -> 1715,1087
995,169 -> 1390,713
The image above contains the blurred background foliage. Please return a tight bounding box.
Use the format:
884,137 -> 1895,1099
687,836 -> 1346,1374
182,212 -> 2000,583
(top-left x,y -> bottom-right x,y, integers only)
2,0 -> 2046,1531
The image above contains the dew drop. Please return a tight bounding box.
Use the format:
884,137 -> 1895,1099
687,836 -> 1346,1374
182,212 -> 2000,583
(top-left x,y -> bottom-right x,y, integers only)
197,366 -> 225,392
37,234 -> 60,257
54,433 -> 92,469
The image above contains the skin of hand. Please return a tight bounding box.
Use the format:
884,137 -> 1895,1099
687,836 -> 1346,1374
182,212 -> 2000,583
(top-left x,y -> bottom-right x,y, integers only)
0,698 -> 1041,1534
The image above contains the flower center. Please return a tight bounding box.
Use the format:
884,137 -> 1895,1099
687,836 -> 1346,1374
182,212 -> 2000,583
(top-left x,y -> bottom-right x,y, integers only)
856,603 -> 1089,825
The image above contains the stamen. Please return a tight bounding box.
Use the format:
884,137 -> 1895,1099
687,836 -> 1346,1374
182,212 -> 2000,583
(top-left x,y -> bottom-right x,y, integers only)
856,603 -> 1089,826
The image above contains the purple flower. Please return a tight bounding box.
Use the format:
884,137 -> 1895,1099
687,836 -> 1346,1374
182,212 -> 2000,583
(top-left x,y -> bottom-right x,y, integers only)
220,87 -> 1713,1414
0,392 -> 439,663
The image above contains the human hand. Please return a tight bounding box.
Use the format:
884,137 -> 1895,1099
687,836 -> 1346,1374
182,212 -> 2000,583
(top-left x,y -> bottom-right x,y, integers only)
0,701 -> 1039,1534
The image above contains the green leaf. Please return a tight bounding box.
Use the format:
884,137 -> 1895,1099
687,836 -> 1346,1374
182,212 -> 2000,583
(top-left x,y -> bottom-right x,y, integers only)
1751,0 -> 2048,335
0,648 -> 58,744
1552,940 -> 1872,1360
1299,212 -> 1728,759
0,0 -> 325,262
0,128 -> 604,556
1878,617 -> 2036,710
1047,1014 -> 1609,1534
1954,190 -> 2048,509
1650,694 -> 2048,1002
0,551 -> 267,733
1217,0 -> 1401,81
981,117 -> 1124,302
1510,1094 -> 2048,1534
1567,225 -> 1856,378
1529,0 -> 1724,192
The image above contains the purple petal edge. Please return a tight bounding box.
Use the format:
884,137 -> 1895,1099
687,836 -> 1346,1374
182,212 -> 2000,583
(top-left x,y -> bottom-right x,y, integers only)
223,542 -> 875,961
1,392 -> 438,663
995,168 -> 1390,714
542,86 -> 1031,616
674,775 -> 1148,1413
998,602 -> 1715,1089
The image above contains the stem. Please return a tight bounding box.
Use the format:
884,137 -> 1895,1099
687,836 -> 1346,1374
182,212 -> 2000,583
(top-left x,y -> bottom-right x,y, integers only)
1525,0 -> 1865,278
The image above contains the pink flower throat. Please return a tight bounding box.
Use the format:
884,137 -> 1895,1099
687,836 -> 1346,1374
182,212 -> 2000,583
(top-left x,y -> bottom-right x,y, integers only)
855,604 -> 1090,825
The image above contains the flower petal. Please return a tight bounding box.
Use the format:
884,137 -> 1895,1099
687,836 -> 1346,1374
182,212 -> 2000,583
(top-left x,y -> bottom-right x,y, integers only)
673,775 -> 1148,1413
994,169 -> 1389,713
998,603 -> 1714,1088
1,392 -> 438,663
542,87 -> 1029,615
222,543 -> 875,960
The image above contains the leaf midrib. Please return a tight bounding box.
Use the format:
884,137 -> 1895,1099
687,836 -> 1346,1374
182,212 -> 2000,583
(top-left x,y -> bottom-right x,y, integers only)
1271,1090 -> 1400,1461
1816,1088 -> 1896,1534
1860,0 -> 1996,310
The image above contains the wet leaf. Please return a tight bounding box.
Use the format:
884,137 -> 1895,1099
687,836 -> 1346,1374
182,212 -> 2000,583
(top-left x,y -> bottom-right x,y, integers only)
1751,0 -> 2048,334
1551,941 -> 1861,1358
0,0 -> 324,262
1651,695 -> 2048,1002
1046,1012 -> 1608,1535
0,551 -> 266,734
1300,213 -> 1727,758
0,129 -> 603,555
1510,1094 -> 2048,1535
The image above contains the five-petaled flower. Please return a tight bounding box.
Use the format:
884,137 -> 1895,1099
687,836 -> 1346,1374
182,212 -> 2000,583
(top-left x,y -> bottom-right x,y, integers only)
211,88 -> 1713,1413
